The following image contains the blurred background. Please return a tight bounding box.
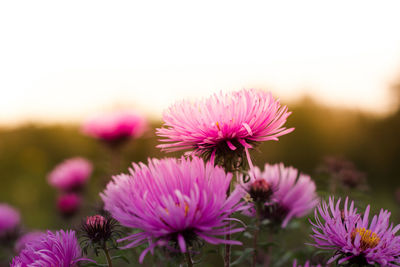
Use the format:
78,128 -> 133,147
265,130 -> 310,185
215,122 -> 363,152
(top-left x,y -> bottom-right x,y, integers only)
1,0 -> 400,265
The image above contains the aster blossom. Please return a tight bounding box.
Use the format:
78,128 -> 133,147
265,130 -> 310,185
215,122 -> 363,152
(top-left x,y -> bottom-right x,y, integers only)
242,163 -> 319,227
11,230 -> 88,267
309,197 -> 400,266
82,111 -> 147,145
157,89 -> 293,170
101,156 -> 245,262
0,203 -> 20,237
48,157 -> 92,192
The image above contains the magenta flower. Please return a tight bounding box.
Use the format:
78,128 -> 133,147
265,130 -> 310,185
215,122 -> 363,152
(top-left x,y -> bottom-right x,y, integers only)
242,163 -> 318,227
309,197 -> 400,266
11,230 -> 88,267
48,157 -> 92,192
101,156 -> 245,262
82,111 -> 147,145
14,231 -> 46,253
157,89 -> 293,169
0,203 -> 20,237
57,193 -> 81,217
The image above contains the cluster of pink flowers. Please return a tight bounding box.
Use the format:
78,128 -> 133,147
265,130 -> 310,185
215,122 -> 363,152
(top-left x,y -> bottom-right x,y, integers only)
10,88 -> 397,266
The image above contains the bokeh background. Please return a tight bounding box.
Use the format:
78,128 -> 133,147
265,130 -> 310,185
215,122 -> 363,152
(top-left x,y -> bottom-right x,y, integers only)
1,1 -> 400,266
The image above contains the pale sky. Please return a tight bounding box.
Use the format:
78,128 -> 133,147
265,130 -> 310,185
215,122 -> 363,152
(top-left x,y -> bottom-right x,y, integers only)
1,0 -> 400,125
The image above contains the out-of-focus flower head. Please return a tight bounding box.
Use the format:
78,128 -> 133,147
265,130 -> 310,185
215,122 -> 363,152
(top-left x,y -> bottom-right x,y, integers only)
0,203 -> 20,237
242,163 -> 319,228
57,193 -> 81,217
80,213 -> 122,255
309,197 -> 400,266
82,111 -> 147,147
14,231 -> 46,253
101,156 -> 245,263
11,230 -> 88,267
318,156 -> 367,190
157,89 -> 293,171
48,157 -> 92,192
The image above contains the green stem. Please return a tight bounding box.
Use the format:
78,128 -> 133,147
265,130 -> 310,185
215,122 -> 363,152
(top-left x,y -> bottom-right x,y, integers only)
185,251 -> 193,267
252,203 -> 262,267
103,245 -> 113,267
224,172 -> 236,267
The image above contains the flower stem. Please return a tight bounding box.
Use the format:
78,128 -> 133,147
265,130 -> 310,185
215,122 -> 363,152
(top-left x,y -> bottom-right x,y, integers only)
103,244 -> 113,267
252,203 -> 262,267
185,251 -> 193,267
224,172 -> 236,267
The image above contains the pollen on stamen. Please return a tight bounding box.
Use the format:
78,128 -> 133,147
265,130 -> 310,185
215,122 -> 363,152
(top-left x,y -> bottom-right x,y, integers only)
351,227 -> 380,250
215,121 -> 221,131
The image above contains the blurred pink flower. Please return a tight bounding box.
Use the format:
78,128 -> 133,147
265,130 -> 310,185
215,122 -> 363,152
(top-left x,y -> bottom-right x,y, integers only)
48,157 -> 92,192
57,193 -> 81,217
14,231 -> 46,253
157,89 -> 293,169
82,111 -> 147,145
0,203 -> 20,237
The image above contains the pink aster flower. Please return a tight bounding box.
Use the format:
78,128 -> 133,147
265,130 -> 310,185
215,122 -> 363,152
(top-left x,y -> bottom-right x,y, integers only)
101,156 -> 245,262
11,230 -> 89,267
14,231 -> 46,253
309,197 -> 400,266
242,163 -> 319,227
157,89 -> 293,170
82,111 -> 147,146
57,193 -> 81,217
0,203 -> 20,237
48,157 -> 92,192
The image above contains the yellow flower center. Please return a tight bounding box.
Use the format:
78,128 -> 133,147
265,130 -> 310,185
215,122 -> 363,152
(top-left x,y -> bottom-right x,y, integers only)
351,227 -> 380,250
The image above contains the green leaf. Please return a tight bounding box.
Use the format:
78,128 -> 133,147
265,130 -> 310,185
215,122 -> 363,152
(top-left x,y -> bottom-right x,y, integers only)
231,248 -> 254,266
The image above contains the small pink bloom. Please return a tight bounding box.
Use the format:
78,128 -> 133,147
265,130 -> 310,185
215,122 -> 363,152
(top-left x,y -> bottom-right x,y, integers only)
57,193 -> 81,216
82,111 -> 147,144
48,157 -> 92,192
0,203 -> 20,237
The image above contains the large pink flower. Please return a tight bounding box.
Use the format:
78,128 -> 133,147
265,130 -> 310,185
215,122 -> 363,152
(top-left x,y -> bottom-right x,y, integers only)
48,157 -> 92,192
101,156 -> 245,262
156,89 -> 293,169
82,111 -> 147,145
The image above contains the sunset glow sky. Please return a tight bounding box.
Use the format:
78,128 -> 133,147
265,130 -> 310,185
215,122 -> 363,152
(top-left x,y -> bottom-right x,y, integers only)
1,0 -> 400,125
